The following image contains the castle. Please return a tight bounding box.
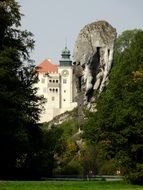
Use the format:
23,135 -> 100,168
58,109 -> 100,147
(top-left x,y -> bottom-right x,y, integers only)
35,47 -> 77,122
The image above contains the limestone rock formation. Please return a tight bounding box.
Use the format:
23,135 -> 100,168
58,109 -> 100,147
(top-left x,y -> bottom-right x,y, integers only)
73,20 -> 116,110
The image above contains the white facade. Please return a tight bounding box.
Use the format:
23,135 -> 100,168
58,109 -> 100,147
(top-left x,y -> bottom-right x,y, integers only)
35,47 -> 77,122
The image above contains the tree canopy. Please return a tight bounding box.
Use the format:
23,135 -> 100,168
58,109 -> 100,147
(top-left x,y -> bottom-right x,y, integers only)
0,0 -> 46,177
84,29 -> 143,184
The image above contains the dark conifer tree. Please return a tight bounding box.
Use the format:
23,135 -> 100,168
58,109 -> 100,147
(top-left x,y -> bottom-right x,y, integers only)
0,0 -> 45,177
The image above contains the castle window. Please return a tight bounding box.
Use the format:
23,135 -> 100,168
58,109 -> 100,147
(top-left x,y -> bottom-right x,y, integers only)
52,97 -> 55,101
64,90 -> 66,93
49,80 -> 52,83
56,89 -> 58,92
56,80 -> 58,83
41,78 -> 45,83
53,80 -> 55,83
63,79 -> 67,84
53,89 -> 55,92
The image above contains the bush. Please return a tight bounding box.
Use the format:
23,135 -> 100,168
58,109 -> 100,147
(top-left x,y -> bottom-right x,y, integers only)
53,161 -> 83,175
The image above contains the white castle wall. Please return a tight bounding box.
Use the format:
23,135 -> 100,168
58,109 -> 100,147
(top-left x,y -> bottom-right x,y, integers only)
36,67 -> 77,123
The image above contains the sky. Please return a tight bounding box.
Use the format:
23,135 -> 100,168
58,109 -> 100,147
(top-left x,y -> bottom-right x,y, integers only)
18,0 -> 143,65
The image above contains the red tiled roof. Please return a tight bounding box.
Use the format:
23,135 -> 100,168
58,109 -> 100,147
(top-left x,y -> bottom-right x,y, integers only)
36,59 -> 58,73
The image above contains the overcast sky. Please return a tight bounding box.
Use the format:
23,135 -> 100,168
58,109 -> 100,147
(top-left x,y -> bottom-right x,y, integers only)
18,0 -> 143,65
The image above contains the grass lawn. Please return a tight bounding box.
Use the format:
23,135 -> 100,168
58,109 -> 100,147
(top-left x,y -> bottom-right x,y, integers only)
0,180 -> 143,190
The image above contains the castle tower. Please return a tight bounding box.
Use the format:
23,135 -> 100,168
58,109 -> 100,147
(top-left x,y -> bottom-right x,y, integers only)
59,46 -> 74,108
35,47 -> 77,123
59,46 -> 72,66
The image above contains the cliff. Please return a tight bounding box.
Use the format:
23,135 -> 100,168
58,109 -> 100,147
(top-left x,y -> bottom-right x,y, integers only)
73,20 -> 116,111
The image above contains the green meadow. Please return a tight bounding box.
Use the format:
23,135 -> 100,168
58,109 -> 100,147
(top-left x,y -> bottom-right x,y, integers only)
0,181 -> 142,190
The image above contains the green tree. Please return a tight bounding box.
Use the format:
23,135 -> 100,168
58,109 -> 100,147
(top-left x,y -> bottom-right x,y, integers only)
22,124 -> 64,178
84,30 -> 143,184
52,119 -> 82,175
0,0 -> 45,177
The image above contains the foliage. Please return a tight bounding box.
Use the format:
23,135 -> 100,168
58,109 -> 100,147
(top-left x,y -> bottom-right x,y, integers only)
52,119 -> 82,175
81,144 -> 117,175
54,160 -> 82,175
83,29 -> 143,184
54,117 -> 116,176
19,124 -> 65,178
57,120 -> 79,163
0,0 -> 45,178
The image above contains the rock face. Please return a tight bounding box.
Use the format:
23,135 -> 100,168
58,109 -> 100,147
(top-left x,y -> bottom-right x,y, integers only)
73,20 -> 116,110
